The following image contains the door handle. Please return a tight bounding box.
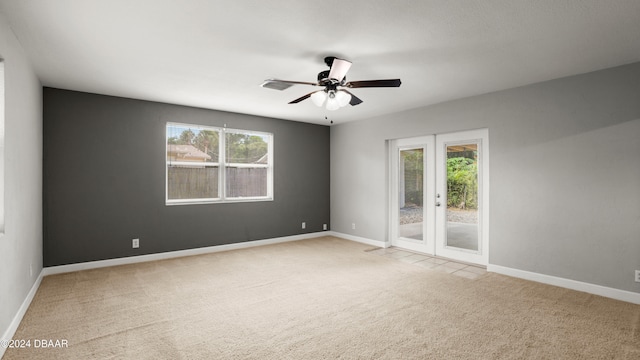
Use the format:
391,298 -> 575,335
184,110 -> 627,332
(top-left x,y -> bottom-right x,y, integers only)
436,202 -> 441,207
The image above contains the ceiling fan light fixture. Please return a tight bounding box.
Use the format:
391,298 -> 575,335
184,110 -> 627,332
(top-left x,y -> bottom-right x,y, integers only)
310,91 -> 327,107
336,90 -> 351,107
325,91 -> 340,111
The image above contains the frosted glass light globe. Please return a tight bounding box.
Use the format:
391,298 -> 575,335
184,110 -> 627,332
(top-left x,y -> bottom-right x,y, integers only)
310,91 -> 327,107
336,90 -> 351,107
325,91 -> 340,111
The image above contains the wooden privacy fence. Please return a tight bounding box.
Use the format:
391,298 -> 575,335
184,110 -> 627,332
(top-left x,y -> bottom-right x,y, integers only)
225,167 -> 267,197
167,166 -> 267,199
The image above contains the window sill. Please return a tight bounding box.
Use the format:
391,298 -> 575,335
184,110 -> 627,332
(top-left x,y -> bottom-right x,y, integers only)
165,197 -> 274,206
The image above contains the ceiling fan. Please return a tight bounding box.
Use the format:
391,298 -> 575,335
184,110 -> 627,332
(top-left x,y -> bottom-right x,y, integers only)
261,56 -> 401,111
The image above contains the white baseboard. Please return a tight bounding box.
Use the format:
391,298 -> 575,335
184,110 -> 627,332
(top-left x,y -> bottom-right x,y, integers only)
328,231 -> 389,248
488,264 -> 640,305
0,271 -> 44,359
43,232 -> 327,276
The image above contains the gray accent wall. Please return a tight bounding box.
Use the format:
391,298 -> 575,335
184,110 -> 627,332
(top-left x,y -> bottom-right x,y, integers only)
0,14 -> 43,343
44,88 -> 329,267
331,62 -> 640,293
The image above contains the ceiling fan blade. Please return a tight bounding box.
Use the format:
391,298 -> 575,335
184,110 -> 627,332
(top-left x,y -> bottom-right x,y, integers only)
328,58 -> 352,81
346,79 -> 402,88
288,90 -> 323,104
261,79 -> 318,91
341,90 -> 363,106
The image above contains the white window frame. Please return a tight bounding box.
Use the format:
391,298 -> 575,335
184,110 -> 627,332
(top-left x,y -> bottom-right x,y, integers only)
165,122 -> 273,205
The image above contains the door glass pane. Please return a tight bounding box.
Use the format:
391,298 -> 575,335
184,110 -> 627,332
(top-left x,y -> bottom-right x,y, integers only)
445,144 -> 478,251
399,149 -> 424,240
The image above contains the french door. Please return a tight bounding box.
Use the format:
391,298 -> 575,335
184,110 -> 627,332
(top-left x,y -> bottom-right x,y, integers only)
389,129 -> 489,265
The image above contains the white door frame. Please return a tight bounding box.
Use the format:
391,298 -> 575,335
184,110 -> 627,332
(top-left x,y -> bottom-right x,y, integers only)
389,129 -> 489,266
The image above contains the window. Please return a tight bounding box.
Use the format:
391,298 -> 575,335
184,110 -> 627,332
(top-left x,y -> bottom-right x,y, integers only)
166,122 -> 273,204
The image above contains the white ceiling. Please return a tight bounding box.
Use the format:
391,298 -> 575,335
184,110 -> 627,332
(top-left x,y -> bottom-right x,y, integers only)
1,1 -> 640,125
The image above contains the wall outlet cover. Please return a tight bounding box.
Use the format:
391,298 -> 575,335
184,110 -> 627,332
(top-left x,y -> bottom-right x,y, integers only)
132,238 -> 140,249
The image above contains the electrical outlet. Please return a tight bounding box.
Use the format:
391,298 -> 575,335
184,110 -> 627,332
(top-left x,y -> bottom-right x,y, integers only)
323,224 -> 327,231
635,270 -> 640,283
132,238 -> 139,249
302,222 -> 306,229
29,264 -> 33,277
352,223 -> 356,230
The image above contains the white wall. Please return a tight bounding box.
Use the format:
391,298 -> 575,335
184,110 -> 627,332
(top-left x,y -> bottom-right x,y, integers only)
331,62 -> 640,293
0,12 -> 43,341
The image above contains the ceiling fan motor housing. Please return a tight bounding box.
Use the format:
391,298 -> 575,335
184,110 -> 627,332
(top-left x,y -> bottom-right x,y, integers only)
317,70 -> 330,82
318,70 -> 345,86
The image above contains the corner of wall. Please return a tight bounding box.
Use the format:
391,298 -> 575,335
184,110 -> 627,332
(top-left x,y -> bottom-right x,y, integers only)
0,11 -> 44,350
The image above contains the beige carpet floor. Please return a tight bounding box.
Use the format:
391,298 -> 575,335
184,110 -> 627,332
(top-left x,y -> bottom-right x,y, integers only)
4,236 -> 639,359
